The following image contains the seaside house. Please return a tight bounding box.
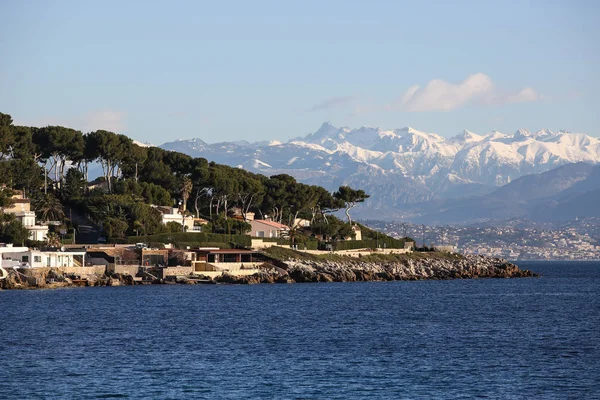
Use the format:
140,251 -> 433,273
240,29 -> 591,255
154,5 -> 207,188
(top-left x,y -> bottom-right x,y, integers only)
188,248 -> 269,272
0,244 -> 30,268
0,244 -> 86,268
3,192 -> 49,241
250,219 -> 289,238
152,205 -> 208,232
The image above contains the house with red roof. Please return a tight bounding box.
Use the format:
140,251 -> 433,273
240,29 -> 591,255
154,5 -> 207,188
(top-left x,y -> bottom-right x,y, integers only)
249,219 -> 289,238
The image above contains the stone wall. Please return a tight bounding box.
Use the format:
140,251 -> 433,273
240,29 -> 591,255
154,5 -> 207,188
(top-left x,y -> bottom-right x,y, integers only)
159,266 -> 193,279
56,266 -> 106,276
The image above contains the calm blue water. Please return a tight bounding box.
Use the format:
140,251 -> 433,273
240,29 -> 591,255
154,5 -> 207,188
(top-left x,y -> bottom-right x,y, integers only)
1,262 -> 599,399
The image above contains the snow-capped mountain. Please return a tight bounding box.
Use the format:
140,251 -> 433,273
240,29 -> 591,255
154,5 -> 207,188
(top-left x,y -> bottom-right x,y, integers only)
412,162 -> 600,224
159,123 -> 600,220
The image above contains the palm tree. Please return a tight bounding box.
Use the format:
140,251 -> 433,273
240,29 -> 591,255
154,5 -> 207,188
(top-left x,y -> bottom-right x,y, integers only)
181,176 -> 192,212
45,232 -> 61,247
33,193 -> 65,222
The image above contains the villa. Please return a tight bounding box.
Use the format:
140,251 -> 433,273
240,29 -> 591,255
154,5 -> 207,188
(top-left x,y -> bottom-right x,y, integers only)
188,248 -> 271,273
3,192 -> 49,241
152,205 -> 207,232
250,219 -> 289,238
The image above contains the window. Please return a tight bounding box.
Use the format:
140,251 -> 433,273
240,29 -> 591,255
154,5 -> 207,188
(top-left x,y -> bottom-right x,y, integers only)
22,255 -> 29,262
34,256 -> 42,263
257,231 -> 265,237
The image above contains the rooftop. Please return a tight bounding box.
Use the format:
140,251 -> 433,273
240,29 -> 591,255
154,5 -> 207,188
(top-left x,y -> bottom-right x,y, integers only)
252,219 -> 289,229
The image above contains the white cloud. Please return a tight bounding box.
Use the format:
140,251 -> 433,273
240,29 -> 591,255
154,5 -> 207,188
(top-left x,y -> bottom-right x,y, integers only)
394,73 -> 541,112
398,84 -> 420,107
506,87 -> 541,103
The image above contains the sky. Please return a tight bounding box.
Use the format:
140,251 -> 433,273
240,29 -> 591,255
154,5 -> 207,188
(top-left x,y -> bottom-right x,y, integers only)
1,0 -> 599,144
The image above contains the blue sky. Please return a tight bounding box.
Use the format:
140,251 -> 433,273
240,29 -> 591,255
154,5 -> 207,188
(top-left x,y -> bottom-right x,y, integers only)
1,0 -> 599,144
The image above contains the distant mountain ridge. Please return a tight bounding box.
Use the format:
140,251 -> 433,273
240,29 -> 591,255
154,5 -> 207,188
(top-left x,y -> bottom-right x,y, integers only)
160,123 -> 600,220
411,162 -> 600,224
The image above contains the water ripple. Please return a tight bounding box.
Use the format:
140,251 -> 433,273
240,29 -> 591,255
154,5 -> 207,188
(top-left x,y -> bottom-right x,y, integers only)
0,261 -> 599,399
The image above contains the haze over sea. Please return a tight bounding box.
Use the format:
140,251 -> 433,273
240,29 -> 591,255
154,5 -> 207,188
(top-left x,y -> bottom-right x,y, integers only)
1,261 -> 598,399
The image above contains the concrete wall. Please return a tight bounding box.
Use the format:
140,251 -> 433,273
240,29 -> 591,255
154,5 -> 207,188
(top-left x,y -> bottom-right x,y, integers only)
299,248 -> 411,258
193,261 -> 263,272
110,265 -> 140,276
160,266 -> 193,279
434,245 -> 457,253
161,265 -> 262,278
106,263 -> 140,273
195,269 -> 261,278
57,266 -> 106,276
251,238 -> 279,249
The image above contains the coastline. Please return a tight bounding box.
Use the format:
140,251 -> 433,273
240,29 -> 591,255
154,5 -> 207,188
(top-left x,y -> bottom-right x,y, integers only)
0,253 -> 537,290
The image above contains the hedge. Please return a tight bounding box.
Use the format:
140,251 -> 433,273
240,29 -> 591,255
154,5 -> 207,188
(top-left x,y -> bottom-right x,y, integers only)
333,238 -> 407,251
126,232 -> 251,248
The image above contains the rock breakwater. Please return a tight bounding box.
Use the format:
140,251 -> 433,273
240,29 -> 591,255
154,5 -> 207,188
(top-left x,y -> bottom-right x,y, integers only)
185,254 -> 537,284
0,254 -> 537,289
282,254 -> 536,283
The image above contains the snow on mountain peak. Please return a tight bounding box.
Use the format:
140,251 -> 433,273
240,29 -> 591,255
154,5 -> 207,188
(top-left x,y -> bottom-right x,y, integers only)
513,128 -> 532,140
133,140 -> 154,148
450,130 -> 484,144
158,122 -> 600,216
535,129 -> 554,137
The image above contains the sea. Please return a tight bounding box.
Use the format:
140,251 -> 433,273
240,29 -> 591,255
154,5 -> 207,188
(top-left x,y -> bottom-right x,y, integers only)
1,261 -> 599,399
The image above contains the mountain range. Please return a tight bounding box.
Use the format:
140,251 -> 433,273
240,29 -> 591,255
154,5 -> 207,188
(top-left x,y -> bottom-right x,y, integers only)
411,162 -> 600,224
159,123 -> 600,222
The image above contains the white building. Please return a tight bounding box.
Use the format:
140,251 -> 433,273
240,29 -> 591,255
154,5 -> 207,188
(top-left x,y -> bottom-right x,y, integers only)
3,193 -> 49,241
351,225 -> 362,241
0,244 -> 86,268
152,205 -> 197,231
250,220 -> 289,238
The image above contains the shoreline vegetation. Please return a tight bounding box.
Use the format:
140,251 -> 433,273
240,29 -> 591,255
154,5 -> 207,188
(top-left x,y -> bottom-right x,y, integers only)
0,250 -> 537,290
0,111 -> 536,292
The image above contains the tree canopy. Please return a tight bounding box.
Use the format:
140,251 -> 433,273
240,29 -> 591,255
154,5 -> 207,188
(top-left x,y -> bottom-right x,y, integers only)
0,111 -> 370,242
334,186 -> 370,224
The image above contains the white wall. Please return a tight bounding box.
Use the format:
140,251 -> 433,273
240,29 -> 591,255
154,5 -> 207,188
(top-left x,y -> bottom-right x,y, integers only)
0,250 -> 85,268
162,214 -> 195,231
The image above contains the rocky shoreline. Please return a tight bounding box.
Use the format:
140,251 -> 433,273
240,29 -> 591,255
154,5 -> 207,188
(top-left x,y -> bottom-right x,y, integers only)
216,254 -> 537,284
0,254 -> 537,290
